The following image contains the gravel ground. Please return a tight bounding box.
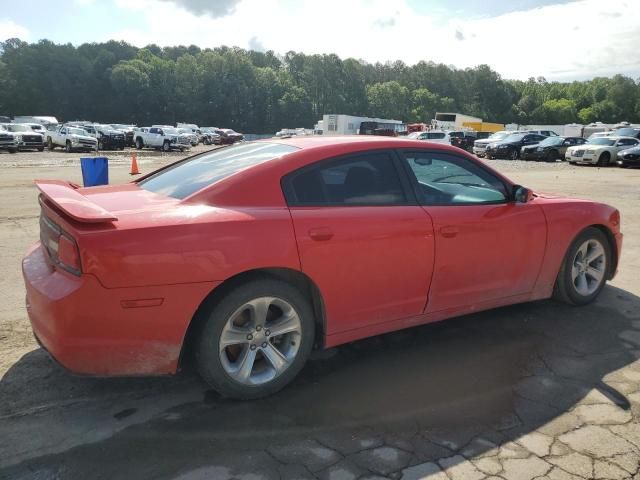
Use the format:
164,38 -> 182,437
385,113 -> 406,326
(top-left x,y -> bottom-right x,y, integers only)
1,147 -> 640,480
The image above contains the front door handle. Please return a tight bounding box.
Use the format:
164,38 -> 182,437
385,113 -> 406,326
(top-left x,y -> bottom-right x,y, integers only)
309,227 -> 334,241
440,225 -> 459,238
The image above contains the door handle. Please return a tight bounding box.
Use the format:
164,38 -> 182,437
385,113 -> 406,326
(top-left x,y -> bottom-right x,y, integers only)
309,227 -> 334,241
440,225 -> 459,238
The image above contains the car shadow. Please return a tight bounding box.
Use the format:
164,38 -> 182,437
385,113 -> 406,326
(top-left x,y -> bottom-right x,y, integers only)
1,285 -> 639,479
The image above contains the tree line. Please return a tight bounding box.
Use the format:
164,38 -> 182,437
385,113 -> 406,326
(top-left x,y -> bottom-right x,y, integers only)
0,38 -> 638,133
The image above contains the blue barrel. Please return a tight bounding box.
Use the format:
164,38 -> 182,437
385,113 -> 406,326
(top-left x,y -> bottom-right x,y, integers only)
80,157 -> 109,187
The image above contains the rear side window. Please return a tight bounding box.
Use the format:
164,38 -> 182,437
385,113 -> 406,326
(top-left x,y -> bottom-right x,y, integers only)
139,143 -> 298,199
284,152 -> 406,206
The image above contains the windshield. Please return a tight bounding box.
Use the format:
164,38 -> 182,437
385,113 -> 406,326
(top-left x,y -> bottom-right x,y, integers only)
68,128 -> 86,135
163,128 -> 179,135
540,137 -> 563,146
587,137 -> 615,146
139,143 -> 298,199
178,128 -> 191,134
7,124 -> 31,132
487,132 -> 510,141
500,134 -> 525,143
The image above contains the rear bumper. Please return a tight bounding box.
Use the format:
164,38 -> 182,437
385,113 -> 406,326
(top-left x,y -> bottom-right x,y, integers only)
23,242 -> 218,376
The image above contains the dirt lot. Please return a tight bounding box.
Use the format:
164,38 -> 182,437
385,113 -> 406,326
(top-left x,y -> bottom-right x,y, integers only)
1,147 -> 640,480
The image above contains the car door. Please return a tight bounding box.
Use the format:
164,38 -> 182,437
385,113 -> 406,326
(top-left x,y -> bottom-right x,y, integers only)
398,149 -> 547,313
283,150 -> 435,334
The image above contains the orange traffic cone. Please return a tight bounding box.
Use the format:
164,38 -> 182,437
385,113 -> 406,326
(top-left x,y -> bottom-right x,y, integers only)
130,152 -> 140,175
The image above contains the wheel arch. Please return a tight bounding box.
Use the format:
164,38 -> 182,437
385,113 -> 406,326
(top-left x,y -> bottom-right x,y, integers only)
178,267 -> 327,370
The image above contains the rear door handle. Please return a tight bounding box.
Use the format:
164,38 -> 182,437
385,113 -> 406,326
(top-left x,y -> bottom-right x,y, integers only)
309,227 -> 334,241
440,225 -> 459,238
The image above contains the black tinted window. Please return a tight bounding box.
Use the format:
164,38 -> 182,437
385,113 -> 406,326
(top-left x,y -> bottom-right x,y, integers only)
140,143 -> 298,199
285,152 -> 406,206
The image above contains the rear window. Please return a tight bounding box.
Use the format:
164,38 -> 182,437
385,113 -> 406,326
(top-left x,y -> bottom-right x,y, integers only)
139,142 -> 298,199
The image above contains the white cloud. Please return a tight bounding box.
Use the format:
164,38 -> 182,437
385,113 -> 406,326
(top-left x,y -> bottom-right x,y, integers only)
0,19 -> 30,41
107,0 -> 640,80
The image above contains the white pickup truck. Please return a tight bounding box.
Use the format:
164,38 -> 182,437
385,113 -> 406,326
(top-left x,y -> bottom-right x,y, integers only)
46,126 -> 98,152
134,127 -> 191,152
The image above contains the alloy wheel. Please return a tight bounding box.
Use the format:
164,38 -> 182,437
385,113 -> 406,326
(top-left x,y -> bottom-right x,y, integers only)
571,239 -> 606,296
218,297 -> 302,386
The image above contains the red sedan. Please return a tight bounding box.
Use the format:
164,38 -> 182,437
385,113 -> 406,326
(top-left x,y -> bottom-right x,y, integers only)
23,137 -> 622,398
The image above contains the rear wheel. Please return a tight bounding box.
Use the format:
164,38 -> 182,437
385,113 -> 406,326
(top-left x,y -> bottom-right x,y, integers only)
597,152 -> 611,167
554,227 -> 610,305
195,278 -> 315,399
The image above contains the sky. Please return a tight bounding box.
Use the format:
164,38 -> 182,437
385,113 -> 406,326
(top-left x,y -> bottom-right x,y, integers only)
1,0 -> 639,81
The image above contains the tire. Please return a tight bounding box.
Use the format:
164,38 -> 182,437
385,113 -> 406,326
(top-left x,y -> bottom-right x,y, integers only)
195,278 -> 316,399
203,138 -> 210,145
553,227 -> 611,306
37,147 -> 44,152
546,150 -> 559,162
509,148 -> 519,160
597,152 -> 611,167
162,141 -> 171,152
135,138 -> 143,150
47,138 -> 54,151
8,148 -> 17,154
65,141 -> 72,153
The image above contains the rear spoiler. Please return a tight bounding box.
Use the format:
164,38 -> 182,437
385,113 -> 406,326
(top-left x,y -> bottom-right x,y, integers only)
35,180 -> 118,223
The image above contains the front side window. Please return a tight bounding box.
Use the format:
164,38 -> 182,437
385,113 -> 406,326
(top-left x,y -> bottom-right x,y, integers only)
401,151 -> 508,205
284,152 -> 406,206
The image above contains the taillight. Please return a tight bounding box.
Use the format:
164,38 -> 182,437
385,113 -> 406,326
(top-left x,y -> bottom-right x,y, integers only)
40,212 -> 82,275
58,234 -> 81,274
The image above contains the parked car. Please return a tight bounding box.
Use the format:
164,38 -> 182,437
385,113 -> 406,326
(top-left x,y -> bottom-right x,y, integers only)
109,124 -> 136,147
485,133 -> 547,160
177,128 -> 199,147
78,124 -> 126,151
1,123 -> 45,151
473,131 -> 513,157
566,136 -> 640,166
23,137 -> 622,399
201,127 -> 222,145
23,123 -> 48,137
0,124 -> 19,153
617,146 -> 640,168
134,127 -> 191,152
522,136 -> 587,162
46,126 -> 97,152
448,131 -> 476,151
215,128 -> 244,144
612,127 -> 640,140
587,131 -> 615,140
410,130 -> 451,145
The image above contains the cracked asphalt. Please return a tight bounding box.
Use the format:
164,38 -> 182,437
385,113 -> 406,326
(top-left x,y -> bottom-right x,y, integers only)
1,148 -> 640,480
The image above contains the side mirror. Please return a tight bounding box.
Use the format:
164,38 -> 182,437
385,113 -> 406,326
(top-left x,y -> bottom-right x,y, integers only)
159,130 -> 165,136
513,185 -> 533,203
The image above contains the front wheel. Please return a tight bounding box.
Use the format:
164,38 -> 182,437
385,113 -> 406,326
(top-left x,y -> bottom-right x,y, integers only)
47,138 -> 54,151
554,227 -> 610,305
135,138 -> 143,150
547,150 -> 559,162
509,148 -> 519,160
162,141 -> 171,152
65,141 -> 72,153
597,152 -> 611,167
195,278 -> 315,399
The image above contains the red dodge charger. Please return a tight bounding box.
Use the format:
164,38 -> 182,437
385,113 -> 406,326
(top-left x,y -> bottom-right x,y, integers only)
23,137 -> 622,398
